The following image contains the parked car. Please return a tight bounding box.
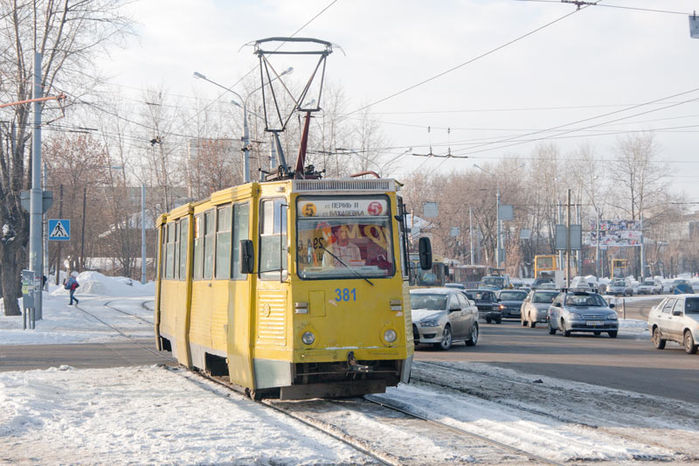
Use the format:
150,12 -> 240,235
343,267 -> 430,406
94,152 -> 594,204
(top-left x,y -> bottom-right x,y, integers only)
479,275 -> 511,290
496,289 -> 528,319
648,295 -> 699,354
410,288 -> 479,350
607,278 -> 633,296
465,288 -> 501,324
672,280 -> 694,294
520,289 -> 559,328
547,290 -> 618,338
637,278 -> 662,295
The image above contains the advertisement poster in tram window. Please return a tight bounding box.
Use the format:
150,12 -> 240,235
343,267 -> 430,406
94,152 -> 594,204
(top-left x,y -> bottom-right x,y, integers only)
296,197 -> 395,278
587,219 -> 642,248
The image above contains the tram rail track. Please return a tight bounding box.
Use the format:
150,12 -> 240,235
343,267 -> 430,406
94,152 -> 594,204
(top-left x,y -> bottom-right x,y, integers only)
413,360 -> 698,462
182,369 -> 554,465
71,300 -> 163,361
181,370 -> 396,465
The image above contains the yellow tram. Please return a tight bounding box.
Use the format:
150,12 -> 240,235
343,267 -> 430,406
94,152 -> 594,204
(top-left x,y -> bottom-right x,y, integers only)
155,178 -> 426,399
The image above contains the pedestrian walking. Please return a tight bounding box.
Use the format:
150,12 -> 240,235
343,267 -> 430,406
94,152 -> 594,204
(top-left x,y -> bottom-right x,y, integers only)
65,271 -> 80,305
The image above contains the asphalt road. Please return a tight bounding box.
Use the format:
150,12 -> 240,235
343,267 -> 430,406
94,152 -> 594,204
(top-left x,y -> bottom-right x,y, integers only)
414,297 -> 699,403
0,340 -> 175,372
2,296 -> 697,404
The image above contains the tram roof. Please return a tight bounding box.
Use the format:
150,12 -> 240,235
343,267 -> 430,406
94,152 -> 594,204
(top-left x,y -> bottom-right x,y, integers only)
160,178 -> 400,221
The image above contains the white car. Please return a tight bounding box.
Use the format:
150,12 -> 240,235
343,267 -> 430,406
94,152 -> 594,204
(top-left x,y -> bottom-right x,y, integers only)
648,295 -> 699,354
637,278 -> 662,295
520,289 -> 559,328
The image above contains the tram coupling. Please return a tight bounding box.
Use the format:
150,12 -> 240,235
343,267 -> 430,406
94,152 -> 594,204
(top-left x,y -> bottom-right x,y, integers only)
347,351 -> 370,373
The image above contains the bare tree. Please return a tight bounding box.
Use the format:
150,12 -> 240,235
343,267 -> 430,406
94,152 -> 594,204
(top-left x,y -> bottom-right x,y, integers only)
0,0 -> 130,315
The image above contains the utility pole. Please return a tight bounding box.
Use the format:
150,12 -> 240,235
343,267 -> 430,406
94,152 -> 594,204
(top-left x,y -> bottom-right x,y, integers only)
640,212 -> 645,280
558,202 -> 564,274
141,184 -> 147,284
55,184 -> 63,285
576,203 -> 582,275
43,162 -> 48,290
496,188 -> 501,269
29,52 -> 43,320
469,206 -> 474,266
566,189 -> 572,288
595,210 -> 601,278
80,186 -> 87,269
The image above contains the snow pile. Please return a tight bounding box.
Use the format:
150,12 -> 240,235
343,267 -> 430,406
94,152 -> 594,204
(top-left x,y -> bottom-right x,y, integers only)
0,365 -> 367,464
618,318 -> 649,338
50,271 -> 155,297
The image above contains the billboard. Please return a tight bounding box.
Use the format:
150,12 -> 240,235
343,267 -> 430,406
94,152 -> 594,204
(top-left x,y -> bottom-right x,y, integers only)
588,219 -> 641,247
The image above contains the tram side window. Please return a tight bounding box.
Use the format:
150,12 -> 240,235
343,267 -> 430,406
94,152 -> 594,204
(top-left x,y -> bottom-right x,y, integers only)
215,205 -> 232,279
203,209 -> 215,280
178,217 -> 189,280
193,214 -> 203,280
159,225 -> 165,280
259,198 -> 288,280
166,223 -> 176,279
232,202 -> 249,280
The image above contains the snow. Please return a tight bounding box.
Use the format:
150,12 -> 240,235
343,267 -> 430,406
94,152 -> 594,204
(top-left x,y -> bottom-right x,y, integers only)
0,273 -> 695,463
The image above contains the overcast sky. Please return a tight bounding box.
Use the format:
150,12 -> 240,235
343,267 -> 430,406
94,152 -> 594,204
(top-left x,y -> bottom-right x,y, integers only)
97,0 -> 699,201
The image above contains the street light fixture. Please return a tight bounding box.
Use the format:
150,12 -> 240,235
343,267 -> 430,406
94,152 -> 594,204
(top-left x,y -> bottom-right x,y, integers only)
474,164 -> 502,269
193,67 -> 294,183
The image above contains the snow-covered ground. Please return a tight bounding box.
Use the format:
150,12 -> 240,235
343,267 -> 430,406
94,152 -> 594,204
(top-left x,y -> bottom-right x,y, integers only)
1,273 -> 695,464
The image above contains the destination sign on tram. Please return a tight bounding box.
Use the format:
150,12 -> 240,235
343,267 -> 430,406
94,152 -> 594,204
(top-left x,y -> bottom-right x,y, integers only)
299,198 -> 387,217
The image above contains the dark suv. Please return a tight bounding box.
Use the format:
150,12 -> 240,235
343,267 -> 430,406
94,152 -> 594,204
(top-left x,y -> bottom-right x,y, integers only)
465,289 -> 501,324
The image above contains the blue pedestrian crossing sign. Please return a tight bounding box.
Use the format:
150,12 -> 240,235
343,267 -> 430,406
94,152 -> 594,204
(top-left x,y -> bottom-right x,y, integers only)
48,219 -> 71,241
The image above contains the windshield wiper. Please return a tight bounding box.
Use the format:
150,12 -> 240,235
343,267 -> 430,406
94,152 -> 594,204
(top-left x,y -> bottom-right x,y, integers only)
319,243 -> 374,286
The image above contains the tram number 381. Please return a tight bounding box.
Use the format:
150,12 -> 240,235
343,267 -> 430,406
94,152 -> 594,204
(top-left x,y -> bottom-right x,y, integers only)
335,288 -> 357,302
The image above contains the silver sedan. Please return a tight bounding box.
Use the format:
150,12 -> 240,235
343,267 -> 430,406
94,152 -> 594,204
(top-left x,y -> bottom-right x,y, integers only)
520,290 -> 559,328
410,288 -> 479,350
547,290 -> 619,338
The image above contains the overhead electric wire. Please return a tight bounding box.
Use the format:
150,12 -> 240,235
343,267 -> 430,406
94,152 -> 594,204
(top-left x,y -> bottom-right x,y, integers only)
517,0 -> 688,15
447,87 -> 699,156
341,5 -> 587,118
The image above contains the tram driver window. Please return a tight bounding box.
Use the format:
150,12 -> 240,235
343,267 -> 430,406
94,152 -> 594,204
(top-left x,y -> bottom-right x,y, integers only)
296,196 -> 396,280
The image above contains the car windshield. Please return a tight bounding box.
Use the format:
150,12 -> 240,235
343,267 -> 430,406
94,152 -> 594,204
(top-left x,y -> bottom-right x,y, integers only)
532,292 -> 558,303
467,291 -> 493,302
296,196 -> 395,279
611,280 -> 625,286
642,280 -> 655,285
685,298 -> 699,314
410,293 -> 447,311
565,294 -> 606,307
499,291 -> 527,300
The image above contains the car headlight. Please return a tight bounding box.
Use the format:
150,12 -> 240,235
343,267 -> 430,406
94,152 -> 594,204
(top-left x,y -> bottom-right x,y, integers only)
301,331 -> 315,345
607,313 -> 618,320
383,329 -> 397,343
499,304 -> 505,310
420,318 -> 441,327
571,312 -> 583,319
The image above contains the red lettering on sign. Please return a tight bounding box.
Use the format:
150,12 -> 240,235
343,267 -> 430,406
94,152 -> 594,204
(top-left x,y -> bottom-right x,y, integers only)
368,201 -> 383,216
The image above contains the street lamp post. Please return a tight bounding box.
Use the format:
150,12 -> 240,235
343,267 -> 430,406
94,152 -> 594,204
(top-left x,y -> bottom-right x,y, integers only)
474,164 -> 501,269
193,68 -> 293,183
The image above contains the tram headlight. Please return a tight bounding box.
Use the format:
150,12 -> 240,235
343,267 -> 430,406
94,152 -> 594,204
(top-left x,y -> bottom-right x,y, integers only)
302,331 -> 315,345
383,329 -> 397,343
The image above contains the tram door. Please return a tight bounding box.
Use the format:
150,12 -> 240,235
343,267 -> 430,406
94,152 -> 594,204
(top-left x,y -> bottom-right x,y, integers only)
225,201 -> 254,387
251,197 -> 290,389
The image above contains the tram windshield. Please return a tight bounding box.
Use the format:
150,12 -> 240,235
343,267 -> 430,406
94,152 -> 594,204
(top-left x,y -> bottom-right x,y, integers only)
296,196 -> 395,279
